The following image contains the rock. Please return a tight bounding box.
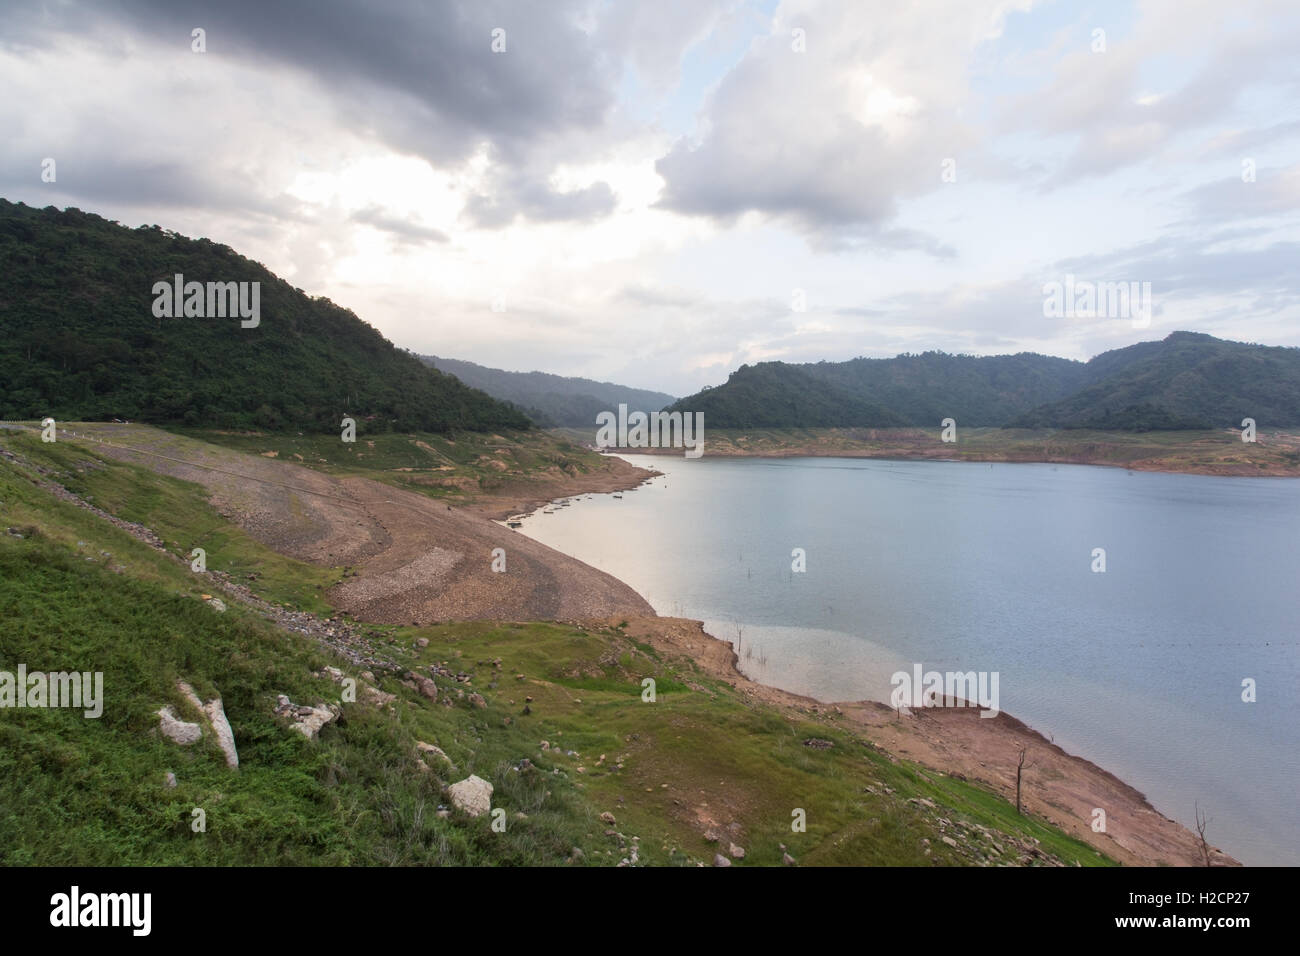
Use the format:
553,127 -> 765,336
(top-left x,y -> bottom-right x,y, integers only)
446,774 -> 494,817
468,693 -> 487,709
415,638 -> 429,648
600,811 -> 617,825
712,853 -> 731,867
782,852 -> 796,866
363,685 -> 396,707
164,772 -> 178,789
157,705 -> 202,745
206,597 -> 227,613
941,836 -> 959,849
203,697 -> 239,768
703,829 -> 719,843
411,675 -> 438,701
728,843 -> 746,859
290,702 -> 339,739
540,740 -> 550,751
416,741 -> 452,765
802,738 -> 834,749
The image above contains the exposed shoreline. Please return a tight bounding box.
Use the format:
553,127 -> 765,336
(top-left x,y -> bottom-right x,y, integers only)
508,456 -> 1244,867
55,423 -> 1243,866
598,426 -> 1300,478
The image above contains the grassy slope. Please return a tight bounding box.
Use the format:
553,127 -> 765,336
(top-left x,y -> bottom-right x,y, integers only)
0,429 -> 1111,866
177,426 -> 615,506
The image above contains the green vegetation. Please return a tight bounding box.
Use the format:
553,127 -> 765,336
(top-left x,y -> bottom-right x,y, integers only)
421,354 -> 676,427
668,351 -> 1085,428
0,199 -> 527,433
1010,332 -> 1300,429
179,425 -> 613,505
0,428 -> 1112,866
668,332 -> 1300,431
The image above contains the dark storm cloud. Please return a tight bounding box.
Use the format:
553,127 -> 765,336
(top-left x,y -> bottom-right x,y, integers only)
0,0 -> 622,225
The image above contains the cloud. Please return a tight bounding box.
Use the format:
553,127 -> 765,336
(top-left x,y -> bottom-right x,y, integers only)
349,206 -> 449,244
653,0 -> 1027,245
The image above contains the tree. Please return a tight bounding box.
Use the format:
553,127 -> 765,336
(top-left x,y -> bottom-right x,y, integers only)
1194,802 -> 1214,867
1015,747 -> 1034,815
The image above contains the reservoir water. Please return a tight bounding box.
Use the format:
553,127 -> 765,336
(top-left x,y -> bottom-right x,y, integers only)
515,454 -> 1300,866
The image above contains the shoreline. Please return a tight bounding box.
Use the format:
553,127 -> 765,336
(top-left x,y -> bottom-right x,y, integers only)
508,462 -> 1244,867
620,614 -> 1241,867
596,425 -> 1300,478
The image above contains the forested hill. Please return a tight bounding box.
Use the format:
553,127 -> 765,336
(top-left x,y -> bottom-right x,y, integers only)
0,200 -> 528,433
1009,332 -> 1300,429
668,351 -> 1087,428
669,334 -> 1300,431
421,354 -> 675,427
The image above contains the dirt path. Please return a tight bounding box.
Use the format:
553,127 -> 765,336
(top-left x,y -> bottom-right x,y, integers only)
65,423 -> 653,623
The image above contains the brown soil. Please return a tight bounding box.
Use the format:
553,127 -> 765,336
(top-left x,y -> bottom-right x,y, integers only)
462,456 -> 659,520
67,424 -> 653,623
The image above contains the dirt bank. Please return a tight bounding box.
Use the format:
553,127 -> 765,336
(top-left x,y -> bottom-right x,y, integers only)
65,423 -> 654,623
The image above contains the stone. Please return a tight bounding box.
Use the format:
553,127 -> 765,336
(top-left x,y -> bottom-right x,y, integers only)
415,638 -> 429,648
411,675 -> 438,701
203,696 -> 239,768
290,702 -> 339,739
164,772 -> 178,789
468,693 -> 486,709
782,852 -> 796,866
600,811 -> 616,825
206,597 -> 226,613
446,774 -> 494,817
416,741 -> 452,765
157,705 -> 202,745
729,843 -> 746,859
713,853 -> 731,867
941,836 -> 959,849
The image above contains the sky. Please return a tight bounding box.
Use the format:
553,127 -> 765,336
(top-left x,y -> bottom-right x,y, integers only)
2,0 -> 1298,397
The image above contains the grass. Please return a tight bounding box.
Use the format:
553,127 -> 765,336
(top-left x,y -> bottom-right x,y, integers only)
0,429 -> 1115,866
177,426 -> 611,505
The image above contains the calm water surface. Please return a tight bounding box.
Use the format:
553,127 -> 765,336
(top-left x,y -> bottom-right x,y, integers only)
515,454 -> 1300,866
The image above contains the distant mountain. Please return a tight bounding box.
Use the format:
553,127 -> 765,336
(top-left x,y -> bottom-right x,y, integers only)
669,333 -> 1300,431
668,351 -> 1087,428
1010,332 -> 1300,429
421,355 -> 675,427
0,200 -> 528,433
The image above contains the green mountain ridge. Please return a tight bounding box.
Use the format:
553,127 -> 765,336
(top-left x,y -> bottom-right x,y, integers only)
670,333 -> 1300,431
0,200 -> 528,433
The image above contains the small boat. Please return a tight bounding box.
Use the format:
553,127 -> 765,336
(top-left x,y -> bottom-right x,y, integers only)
612,493 -> 622,499
507,521 -> 522,528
